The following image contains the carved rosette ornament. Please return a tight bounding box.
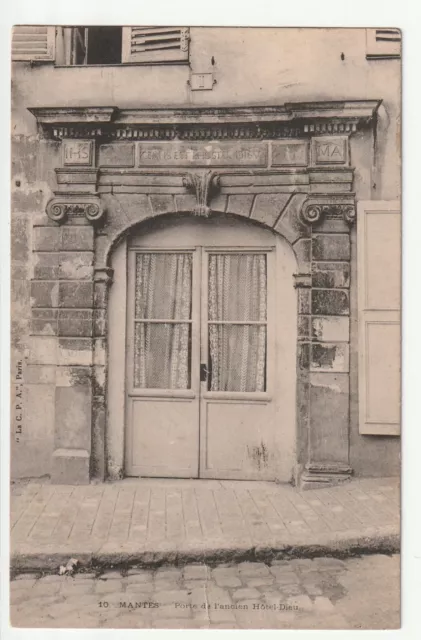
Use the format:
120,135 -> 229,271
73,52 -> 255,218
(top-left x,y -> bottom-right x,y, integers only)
46,196 -> 104,225
299,199 -> 356,226
182,170 -> 221,217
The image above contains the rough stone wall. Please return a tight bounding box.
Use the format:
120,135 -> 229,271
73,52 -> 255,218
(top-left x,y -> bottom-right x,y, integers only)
11,138 -> 60,478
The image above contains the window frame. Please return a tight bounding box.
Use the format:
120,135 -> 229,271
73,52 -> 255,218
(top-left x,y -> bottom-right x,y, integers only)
54,25 -> 190,67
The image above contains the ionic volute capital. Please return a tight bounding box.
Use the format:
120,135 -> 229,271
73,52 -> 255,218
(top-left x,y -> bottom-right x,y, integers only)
299,198 -> 356,227
46,195 -> 105,225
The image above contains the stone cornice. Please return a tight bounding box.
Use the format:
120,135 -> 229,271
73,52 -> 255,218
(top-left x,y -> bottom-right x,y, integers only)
28,107 -> 116,124
29,100 -> 381,141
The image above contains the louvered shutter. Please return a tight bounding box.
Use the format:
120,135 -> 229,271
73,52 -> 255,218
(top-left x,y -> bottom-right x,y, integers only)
357,201 -> 401,435
12,26 -> 55,61
366,28 -> 401,59
122,27 -> 189,63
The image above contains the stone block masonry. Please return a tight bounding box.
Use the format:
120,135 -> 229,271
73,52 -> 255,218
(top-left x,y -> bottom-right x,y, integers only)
301,216 -> 353,486
30,219 -> 96,484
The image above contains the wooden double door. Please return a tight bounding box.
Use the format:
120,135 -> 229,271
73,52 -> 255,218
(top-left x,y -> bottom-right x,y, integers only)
124,217 -> 292,481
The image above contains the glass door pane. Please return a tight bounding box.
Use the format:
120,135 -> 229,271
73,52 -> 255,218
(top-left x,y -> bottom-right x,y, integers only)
133,252 -> 192,389
207,253 -> 267,392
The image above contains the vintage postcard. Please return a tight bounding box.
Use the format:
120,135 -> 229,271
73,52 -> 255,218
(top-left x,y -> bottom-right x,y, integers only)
9,25 -> 401,630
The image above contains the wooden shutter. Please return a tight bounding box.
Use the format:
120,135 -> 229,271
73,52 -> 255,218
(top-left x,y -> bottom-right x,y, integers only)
122,27 -> 189,63
366,28 -> 401,59
357,201 -> 401,435
12,26 -> 55,61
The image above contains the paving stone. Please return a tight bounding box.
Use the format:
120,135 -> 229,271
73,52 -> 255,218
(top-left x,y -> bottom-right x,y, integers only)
10,479 -> 398,571
238,562 -> 270,576
313,596 -> 336,612
270,568 -> 300,584
213,574 -> 243,588
287,594 -> 314,611
30,581 -> 61,595
36,574 -> 62,582
184,579 -> 208,589
231,588 -> 261,601
125,582 -> 154,594
12,573 -> 39,582
155,568 -> 182,579
271,560 -> 296,571
311,557 -> 346,571
183,564 -> 209,580
60,580 -> 95,594
99,570 -> 124,580
95,579 -> 125,593
276,583 -> 305,597
73,572 -> 97,580
126,570 -> 153,582
154,589 -> 189,605
153,578 -> 181,591
8,553 -> 400,629
246,576 -> 275,587
10,578 -> 38,590
289,559 -> 316,571
302,582 -> 324,597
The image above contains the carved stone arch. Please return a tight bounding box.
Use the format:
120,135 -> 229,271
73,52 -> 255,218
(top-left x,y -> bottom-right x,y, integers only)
96,191 -> 313,275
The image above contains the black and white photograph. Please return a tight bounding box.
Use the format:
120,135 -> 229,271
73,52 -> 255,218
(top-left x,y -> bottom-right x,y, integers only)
8,22 -> 402,631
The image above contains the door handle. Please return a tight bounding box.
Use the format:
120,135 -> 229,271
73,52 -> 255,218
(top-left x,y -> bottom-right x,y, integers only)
200,363 -> 209,382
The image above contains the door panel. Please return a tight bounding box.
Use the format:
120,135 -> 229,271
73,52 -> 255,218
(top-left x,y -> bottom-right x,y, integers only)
125,249 -> 200,477
203,401 -> 276,478
200,249 -> 277,480
129,398 -> 199,477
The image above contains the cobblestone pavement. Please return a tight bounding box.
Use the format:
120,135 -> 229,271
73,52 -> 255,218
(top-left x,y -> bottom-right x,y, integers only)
10,555 -> 400,629
11,477 -> 399,560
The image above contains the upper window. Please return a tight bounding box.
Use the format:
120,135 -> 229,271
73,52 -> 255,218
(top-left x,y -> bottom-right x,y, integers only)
12,26 -> 190,65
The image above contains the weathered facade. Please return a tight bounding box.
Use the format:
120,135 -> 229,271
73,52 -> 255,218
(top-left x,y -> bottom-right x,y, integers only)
11,27 -> 401,487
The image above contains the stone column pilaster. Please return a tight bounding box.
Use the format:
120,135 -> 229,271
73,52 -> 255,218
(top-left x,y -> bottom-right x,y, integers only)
299,198 -> 355,488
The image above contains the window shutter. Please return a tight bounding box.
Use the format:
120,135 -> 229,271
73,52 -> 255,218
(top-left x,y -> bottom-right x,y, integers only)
12,25 -> 55,61
122,26 -> 189,63
357,201 -> 401,435
366,28 -> 401,59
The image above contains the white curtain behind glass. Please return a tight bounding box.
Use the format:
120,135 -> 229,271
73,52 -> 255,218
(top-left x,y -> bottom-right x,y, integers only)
208,253 -> 267,392
133,253 -> 192,389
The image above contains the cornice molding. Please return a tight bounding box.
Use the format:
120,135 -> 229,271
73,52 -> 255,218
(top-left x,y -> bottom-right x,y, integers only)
28,107 -> 116,124
29,100 -> 382,141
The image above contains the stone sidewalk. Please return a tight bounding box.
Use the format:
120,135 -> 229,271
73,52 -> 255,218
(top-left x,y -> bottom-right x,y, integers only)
10,477 -> 400,571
